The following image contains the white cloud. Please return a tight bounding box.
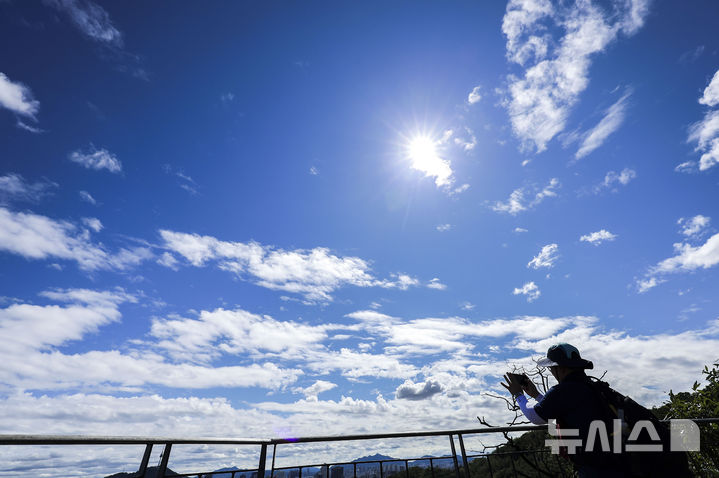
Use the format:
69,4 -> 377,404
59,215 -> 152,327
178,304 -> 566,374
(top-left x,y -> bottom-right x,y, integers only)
0,72 -> 40,119
638,232 -> 719,292
454,128 -> 478,151
513,281 -> 540,302
460,302 -> 475,310
69,145 -> 122,173
160,230 -> 420,302
0,293 -> 303,392
595,168 -> 636,193
78,190 -> 97,205
514,227 -> 528,233
678,215 -> 710,237
688,110 -> 719,171
654,233 -> 719,274
699,69 -> 719,107
150,307 -> 331,363
575,92 -> 630,159
491,178 -> 559,215
81,217 -> 103,232
674,160 -> 698,174
427,278 -> 447,290
293,380 -> 337,400
436,224 -> 452,232
580,229 -> 617,245
45,0 -> 123,46
309,166 -> 319,175
156,251 -> 179,270
636,276 -> 665,294
468,86 -> 482,104
527,243 -> 559,268
220,92 -> 235,103
16,120 -> 43,133
0,174 -> 57,204
0,207 -> 151,271
502,0 -> 648,152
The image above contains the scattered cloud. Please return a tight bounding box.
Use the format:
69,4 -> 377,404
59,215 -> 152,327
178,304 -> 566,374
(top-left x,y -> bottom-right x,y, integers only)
594,168 -> 636,193
81,217 -> 103,233
468,86 -> 482,104
699,69 -> 719,107
678,215 -> 710,238
436,224 -> 452,232
686,70 -> 719,171
638,232 -> 719,292
395,379 -> 443,400
427,278 -> 447,290
309,166 -> 319,176
688,109 -> 719,171
156,251 -> 179,270
513,281 -> 540,302
575,92 -> 631,159
16,120 -> 43,133
636,276 -> 665,294
501,0 -> 648,152
0,72 -> 40,120
453,127 -> 477,151
78,190 -> 97,205
220,92 -> 235,103
0,174 -> 57,204
160,230 -> 421,302
44,0 -> 122,46
43,0 -> 146,79
0,207 -> 152,271
69,145 -> 122,173
294,380 -> 337,400
527,243 -> 559,268
460,302 -> 475,311
580,229 -> 617,245
163,164 -> 199,194
674,160 -> 698,174
514,227 -> 528,233
678,45 -> 705,64
491,178 -> 559,215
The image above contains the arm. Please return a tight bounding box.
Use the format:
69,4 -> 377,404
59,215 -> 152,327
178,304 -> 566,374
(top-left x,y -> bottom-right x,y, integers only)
515,394 -> 547,425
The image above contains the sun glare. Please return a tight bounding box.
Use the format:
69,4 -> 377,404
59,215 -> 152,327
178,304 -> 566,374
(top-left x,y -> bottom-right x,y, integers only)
408,135 -> 438,169
405,134 -> 453,188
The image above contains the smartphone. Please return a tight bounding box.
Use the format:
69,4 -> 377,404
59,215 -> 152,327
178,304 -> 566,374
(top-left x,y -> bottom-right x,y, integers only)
507,372 -> 529,386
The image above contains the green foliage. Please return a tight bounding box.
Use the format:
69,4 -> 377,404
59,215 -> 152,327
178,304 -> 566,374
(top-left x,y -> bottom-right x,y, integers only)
662,362 -> 719,476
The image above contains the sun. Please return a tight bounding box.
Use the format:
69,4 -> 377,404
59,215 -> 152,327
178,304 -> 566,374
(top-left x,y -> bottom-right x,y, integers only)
407,135 -> 439,170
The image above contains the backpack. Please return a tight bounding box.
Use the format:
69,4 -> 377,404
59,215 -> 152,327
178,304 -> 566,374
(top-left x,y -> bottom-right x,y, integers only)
584,376 -> 691,478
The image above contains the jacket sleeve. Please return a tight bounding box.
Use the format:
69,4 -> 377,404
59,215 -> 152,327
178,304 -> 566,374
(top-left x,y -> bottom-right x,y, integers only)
516,394 -> 547,424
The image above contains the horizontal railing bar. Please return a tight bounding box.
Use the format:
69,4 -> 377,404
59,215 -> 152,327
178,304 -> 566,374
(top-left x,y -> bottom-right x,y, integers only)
0,435 -> 269,445
1,418 -> 716,446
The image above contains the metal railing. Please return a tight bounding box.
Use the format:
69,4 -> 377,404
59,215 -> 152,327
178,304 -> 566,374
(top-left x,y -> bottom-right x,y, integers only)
1,419 -> 717,478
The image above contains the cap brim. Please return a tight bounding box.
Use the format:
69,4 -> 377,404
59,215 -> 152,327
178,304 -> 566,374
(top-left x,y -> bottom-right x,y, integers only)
537,357 -> 559,367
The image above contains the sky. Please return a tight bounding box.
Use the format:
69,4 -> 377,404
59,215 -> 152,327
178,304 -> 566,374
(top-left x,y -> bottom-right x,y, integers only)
1,0 -> 719,475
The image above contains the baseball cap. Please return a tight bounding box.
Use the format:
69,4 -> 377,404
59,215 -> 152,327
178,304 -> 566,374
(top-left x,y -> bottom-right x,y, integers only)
537,343 -> 593,369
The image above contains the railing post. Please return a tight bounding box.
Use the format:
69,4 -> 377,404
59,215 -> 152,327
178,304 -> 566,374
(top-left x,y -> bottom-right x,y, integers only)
353,462 -> 357,478
137,443 -> 153,478
429,458 -> 435,478
157,443 -> 172,478
404,459 -> 409,478
457,433 -> 471,478
258,443 -> 268,478
379,460 -> 384,478
448,434 -> 461,478
270,444 -> 277,478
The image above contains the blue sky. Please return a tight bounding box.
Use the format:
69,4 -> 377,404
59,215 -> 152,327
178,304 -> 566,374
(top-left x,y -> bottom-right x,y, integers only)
1,0 -> 719,474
